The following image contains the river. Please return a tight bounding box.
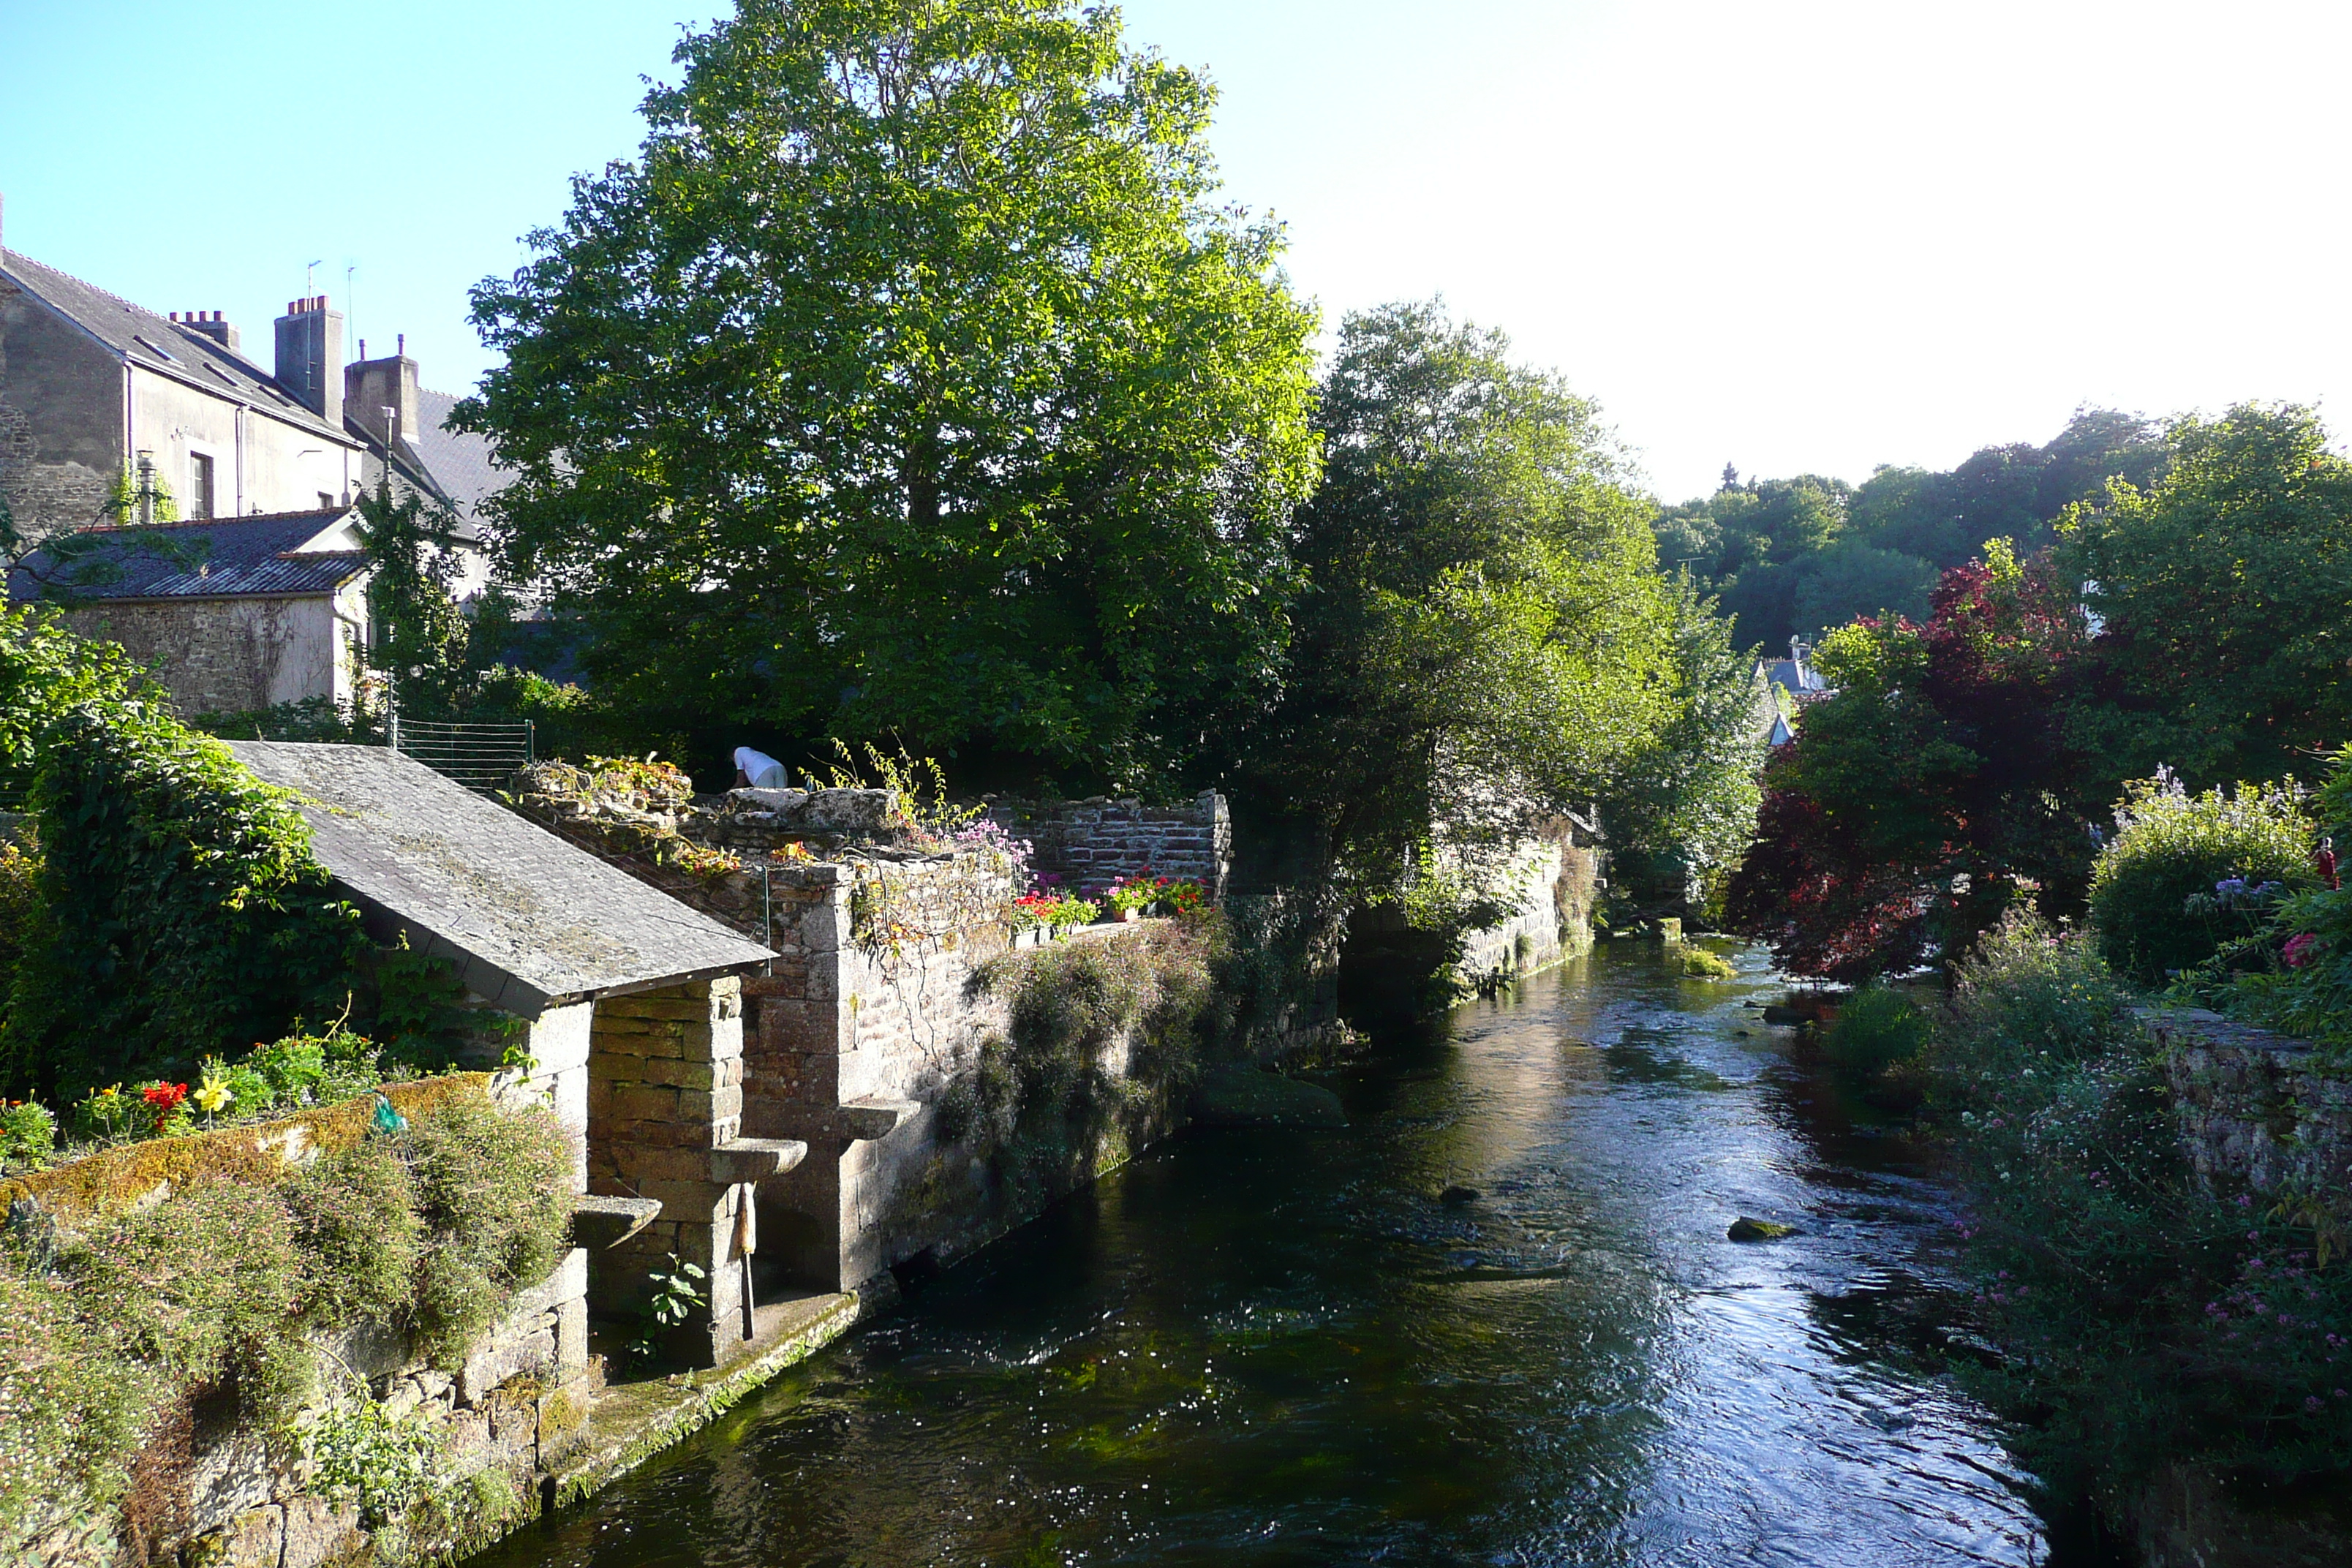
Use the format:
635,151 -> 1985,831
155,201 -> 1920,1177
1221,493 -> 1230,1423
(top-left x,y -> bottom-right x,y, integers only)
481,940 -> 2125,1567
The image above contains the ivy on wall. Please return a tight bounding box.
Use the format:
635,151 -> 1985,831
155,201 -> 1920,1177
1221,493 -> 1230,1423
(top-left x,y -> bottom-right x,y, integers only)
1,698 -> 364,1101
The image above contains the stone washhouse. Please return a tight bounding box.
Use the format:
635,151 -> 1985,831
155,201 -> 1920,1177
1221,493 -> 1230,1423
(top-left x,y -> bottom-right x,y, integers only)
227,742 -> 808,1365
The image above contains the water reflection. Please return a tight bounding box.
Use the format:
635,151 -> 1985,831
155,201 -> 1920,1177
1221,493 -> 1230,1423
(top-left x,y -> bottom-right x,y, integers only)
479,942 -> 2092,1567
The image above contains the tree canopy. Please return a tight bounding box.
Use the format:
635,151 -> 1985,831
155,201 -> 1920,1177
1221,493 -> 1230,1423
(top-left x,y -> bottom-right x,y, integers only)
1242,302 -> 1748,922
1665,408 -> 2166,652
2058,404 -> 2352,786
457,0 -> 1320,793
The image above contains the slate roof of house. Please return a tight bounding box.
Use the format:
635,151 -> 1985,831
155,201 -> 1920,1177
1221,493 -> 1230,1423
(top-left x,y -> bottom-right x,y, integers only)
8,508 -> 366,603
355,387 -> 502,538
224,742 -> 773,1014
0,251 -> 350,442
1760,657 -> 1827,697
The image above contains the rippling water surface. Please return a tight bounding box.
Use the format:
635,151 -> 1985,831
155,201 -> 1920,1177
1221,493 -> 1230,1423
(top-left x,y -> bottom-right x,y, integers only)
484,941 -> 2111,1567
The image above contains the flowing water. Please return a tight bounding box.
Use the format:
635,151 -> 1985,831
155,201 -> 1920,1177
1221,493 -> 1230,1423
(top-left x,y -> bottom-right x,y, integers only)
485,941 -> 2120,1567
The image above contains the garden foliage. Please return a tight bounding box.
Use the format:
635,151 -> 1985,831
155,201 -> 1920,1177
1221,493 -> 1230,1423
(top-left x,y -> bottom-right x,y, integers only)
2087,770 -> 2312,985
4,699 -> 364,1101
0,1083 -> 569,1558
1927,914 -> 2352,1497
1725,541 -> 2095,979
2202,743 -> 2352,1049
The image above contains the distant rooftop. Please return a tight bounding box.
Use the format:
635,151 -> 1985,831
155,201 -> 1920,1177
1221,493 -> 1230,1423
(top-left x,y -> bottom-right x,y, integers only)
225,742 -> 773,1014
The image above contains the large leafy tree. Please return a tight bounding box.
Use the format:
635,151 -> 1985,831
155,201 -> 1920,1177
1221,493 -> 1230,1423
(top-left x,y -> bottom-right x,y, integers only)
457,0 -> 1319,791
1243,302 -> 1697,919
2059,403 -> 2352,787
1725,543 -> 2099,979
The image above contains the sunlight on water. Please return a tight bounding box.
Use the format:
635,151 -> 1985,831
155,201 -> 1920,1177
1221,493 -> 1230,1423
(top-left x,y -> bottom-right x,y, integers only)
478,941 -> 2098,1567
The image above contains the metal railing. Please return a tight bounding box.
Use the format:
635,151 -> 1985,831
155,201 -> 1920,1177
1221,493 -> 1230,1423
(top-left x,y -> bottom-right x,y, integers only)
393,719 -> 535,793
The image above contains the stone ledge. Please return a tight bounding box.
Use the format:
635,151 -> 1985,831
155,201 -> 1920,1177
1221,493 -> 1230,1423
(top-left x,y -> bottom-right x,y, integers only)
548,1290 -> 862,1512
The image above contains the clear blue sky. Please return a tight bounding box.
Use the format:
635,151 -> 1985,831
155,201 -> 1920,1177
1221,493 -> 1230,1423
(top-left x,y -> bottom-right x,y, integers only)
4,1 -> 2347,500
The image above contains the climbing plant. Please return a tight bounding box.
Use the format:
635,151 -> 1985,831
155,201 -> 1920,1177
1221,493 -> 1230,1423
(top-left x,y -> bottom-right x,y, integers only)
1,699 -> 365,1101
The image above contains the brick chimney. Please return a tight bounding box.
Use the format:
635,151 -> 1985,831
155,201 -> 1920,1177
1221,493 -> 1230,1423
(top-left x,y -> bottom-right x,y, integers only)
274,295 -> 343,427
170,309 -> 239,353
344,332 -> 421,455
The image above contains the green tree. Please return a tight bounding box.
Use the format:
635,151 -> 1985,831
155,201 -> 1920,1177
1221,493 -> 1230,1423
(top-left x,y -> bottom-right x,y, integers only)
1245,301 -> 1684,924
2059,404 -> 2352,786
1597,576 -> 1767,911
456,0 -> 1319,792
352,477 -> 470,719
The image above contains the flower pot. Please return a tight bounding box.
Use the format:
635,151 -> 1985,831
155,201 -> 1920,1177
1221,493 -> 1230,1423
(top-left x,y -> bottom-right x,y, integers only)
1117,908 -> 1141,923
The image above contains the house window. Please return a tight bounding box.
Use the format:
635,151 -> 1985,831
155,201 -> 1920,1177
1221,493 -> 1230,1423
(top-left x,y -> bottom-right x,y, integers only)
189,453 -> 216,519
318,491 -> 335,510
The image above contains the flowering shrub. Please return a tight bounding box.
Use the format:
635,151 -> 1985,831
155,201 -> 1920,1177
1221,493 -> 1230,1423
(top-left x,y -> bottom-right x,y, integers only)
2204,742 -> 2352,1051
2087,767 -> 2313,984
135,1082 -> 190,1137
1930,911 -> 2352,1494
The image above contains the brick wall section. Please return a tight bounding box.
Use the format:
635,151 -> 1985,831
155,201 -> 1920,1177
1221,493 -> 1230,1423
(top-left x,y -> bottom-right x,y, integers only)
984,791 -> 1231,899
2148,1008 -> 2352,1196
587,976 -> 750,1352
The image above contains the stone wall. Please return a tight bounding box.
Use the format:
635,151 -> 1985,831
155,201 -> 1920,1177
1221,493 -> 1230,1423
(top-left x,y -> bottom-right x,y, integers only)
742,856 -> 1018,1292
2148,1008 -> 2352,1197
587,976 -> 753,1357
984,791 -> 1232,899
1457,838 -> 1571,987
63,592 -> 350,717
734,851 -> 1208,1296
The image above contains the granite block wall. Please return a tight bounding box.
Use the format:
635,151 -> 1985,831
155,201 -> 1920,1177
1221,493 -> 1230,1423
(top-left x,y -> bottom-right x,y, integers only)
2148,1008 -> 2352,1197
984,791 -> 1231,899
587,976 -> 750,1355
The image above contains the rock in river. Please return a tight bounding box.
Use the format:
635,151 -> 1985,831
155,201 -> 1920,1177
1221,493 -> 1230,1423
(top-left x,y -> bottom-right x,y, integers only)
1188,1066 -> 1348,1130
1727,1217 -> 1797,1242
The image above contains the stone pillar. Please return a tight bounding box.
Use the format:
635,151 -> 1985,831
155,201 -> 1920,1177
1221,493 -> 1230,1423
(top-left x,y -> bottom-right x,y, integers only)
587,975 -> 750,1364
742,869 -> 853,1291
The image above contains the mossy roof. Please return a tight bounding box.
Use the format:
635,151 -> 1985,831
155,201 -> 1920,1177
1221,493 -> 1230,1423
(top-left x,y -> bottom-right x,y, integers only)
226,742 -> 773,1014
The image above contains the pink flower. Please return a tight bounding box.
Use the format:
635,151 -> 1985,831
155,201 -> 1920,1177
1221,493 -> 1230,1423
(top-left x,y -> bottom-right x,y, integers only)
2284,932 -> 2319,969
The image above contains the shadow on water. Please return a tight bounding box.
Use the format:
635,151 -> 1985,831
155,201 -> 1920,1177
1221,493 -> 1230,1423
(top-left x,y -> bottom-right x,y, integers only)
476,942 -> 2134,1568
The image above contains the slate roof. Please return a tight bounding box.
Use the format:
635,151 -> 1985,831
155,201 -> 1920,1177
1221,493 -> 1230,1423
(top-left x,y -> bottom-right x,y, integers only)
9,508 -> 366,603
0,251 -> 350,442
224,742 -> 774,1014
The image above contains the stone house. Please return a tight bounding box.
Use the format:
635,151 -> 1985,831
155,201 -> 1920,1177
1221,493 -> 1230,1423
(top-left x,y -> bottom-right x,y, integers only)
11,505 -> 391,716
223,741 -> 807,1368
1,221 -> 510,713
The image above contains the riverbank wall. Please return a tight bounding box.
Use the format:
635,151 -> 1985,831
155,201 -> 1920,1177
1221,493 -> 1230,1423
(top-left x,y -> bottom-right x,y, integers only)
2127,1008 -> 2352,1565
1339,819 -> 1598,1019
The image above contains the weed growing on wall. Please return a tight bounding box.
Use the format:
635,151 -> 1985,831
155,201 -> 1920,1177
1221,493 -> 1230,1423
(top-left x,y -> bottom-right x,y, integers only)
0,1082 -> 570,1554
941,919 -> 1219,1204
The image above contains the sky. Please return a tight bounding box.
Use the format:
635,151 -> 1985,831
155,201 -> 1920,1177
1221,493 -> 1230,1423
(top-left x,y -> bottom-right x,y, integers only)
3,0 -> 2348,500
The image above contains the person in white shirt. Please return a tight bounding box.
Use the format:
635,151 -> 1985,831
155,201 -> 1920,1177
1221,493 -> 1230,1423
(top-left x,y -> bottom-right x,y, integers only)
733,747 -> 790,788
